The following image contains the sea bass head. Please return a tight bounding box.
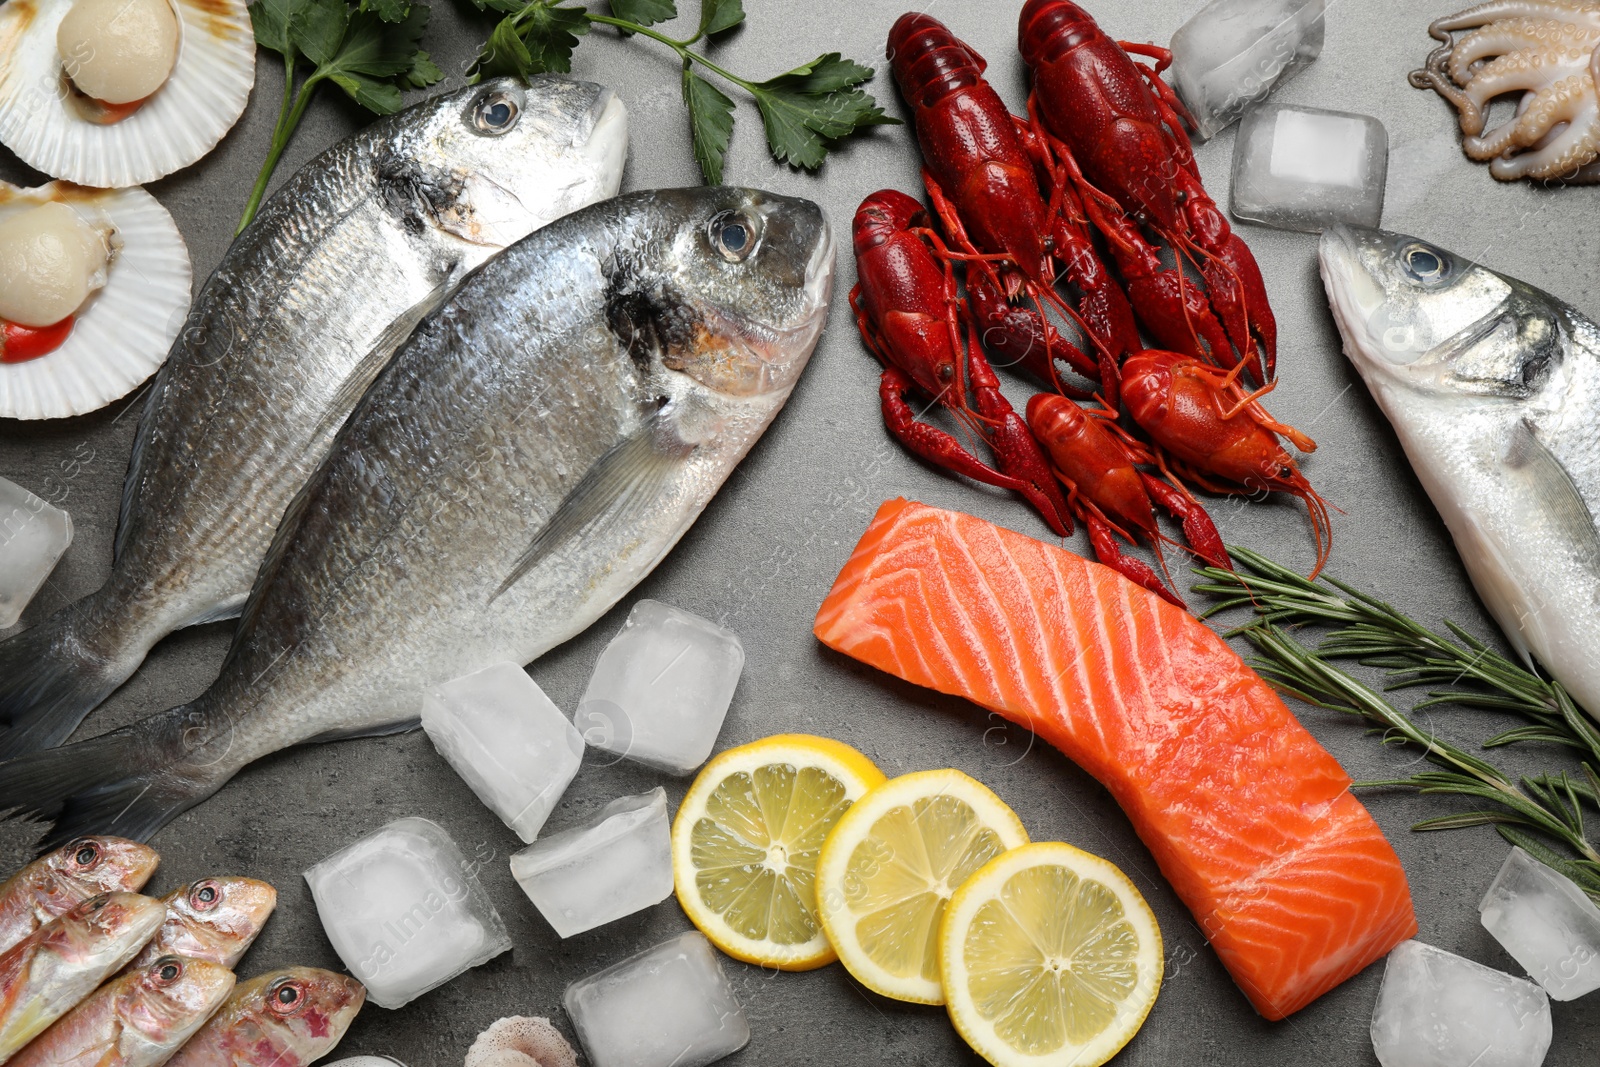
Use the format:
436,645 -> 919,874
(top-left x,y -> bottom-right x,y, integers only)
380,75 -> 628,250
121,956 -> 237,1044
1318,224 -> 1568,405
172,967 -> 366,1067
132,877 -> 277,969
34,837 -> 159,898
609,187 -> 834,399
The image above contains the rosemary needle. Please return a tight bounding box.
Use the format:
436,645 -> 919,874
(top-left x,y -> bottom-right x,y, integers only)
1195,547 -> 1600,903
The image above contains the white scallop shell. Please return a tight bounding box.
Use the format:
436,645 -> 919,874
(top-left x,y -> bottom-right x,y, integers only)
0,182 -> 191,420
0,0 -> 254,188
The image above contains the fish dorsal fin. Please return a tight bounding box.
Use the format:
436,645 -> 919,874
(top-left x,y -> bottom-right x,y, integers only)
1506,418 -> 1600,574
492,409 -> 695,603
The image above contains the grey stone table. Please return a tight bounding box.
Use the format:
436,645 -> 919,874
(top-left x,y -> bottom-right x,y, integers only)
3,0 -> 1597,1063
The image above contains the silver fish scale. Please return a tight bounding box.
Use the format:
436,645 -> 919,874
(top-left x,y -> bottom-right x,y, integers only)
175,188 -> 828,775
0,77 -> 626,761
1322,224 -> 1600,719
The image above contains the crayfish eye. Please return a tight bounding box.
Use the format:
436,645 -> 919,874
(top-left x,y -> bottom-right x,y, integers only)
1404,244 -> 1445,281
937,362 -> 955,383
708,209 -> 760,263
189,881 -> 221,910
471,91 -> 520,135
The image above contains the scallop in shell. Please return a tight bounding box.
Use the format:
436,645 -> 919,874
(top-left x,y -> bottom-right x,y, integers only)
0,0 -> 254,188
0,182 -> 190,420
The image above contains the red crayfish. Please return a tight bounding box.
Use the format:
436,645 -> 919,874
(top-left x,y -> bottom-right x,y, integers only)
1019,0 -> 1276,382
850,5 -> 1331,601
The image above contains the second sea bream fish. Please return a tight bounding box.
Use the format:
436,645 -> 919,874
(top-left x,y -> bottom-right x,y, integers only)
0,77 -> 628,758
1320,224 -> 1600,721
0,187 -> 834,845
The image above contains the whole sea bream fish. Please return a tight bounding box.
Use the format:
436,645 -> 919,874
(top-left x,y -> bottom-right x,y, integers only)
0,77 -> 628,758
0,893 -> 165,1061
1320,224 -> 1600,721
164,968 -> 366,1067
0,840 -> 158,956
7,956 -> 236,1067
0,187 -> 833,845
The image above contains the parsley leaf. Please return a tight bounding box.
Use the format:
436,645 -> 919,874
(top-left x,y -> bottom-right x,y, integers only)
682,65 -> 735,184
750,54 -> 896,170
697,0 -> 742,37
610,0 -> 676,28
466,0 -> 896,180
240,0 -> 441,232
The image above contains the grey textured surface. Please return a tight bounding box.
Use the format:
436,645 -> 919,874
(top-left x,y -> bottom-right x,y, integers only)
2,0 -> 1598,1064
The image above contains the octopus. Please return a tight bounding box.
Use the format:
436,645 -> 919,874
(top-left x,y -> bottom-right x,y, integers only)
1410,0 -> 1600,181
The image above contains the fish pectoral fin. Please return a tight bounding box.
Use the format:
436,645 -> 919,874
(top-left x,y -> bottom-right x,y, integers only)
310,281 -> 454,447
492,416 -> 695,602
304,717 -> 422,743
1507,418 -> 1600,574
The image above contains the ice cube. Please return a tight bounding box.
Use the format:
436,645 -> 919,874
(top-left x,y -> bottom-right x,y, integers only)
1170,0 -> 1325,141
563,931 -> 749,1067
509,788 -> 673,938
1371,940 -> 1552,1067
0,476 -> 72,629
305,817 -> 511,1010
1480,847 -> 1600,1001
574,600 -> 743,774
421,662 -> 585,843
1230,103 -> 1388,232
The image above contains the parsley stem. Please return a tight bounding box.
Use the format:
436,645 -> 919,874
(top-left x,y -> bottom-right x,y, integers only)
584,13 -> 754,92
236,65 -> 324,235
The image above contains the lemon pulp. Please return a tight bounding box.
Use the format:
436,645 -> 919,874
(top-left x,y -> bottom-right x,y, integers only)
846,793 -> 1012,983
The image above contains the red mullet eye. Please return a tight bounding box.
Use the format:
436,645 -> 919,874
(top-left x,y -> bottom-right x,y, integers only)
269,982 -> 304,1015
190,881 -> 221,910
155,959 -> 182,983
70,841 -> 100,868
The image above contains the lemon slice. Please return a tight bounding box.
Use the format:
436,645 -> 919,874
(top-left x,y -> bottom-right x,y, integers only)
940,841 -> 1162,1067
815,769 -> 1028,1003
673,734 -> 885,971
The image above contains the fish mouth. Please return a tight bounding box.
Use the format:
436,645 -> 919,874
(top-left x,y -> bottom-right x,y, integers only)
580,88 -> 629,192
1319,223 -> 1440,377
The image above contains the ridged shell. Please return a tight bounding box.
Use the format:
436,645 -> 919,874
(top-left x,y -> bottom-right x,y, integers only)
0,0 -> 254,188
0,182 -> 191,420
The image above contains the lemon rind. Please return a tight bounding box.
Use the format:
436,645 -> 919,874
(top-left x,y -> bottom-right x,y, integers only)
815,768 -> 1029,1006
940,841 -> 1163,1067
673,734 -> 885,972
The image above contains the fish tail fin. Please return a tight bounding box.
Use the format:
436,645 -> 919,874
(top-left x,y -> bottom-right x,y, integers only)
0,593 -> 146,759
0,707 -> 223,850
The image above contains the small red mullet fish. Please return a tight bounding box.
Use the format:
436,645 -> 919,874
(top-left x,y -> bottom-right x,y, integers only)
0,893 -> 166,1061
128,879 -> 276,971
0,840 -> 159,956
9,955 -> 235,1067
164,967 -> 365,1067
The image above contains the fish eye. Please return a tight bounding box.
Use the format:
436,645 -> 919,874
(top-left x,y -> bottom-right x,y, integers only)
70,841 -> 100,868
708,210 -> 759,263
1404,244 -> 1446,280
189,881 -> 220,910
472,92 -> 520,135
269,981 -> 305,1016
155,959 -> 182,983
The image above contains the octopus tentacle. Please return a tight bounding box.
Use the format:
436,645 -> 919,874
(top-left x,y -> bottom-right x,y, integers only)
1414,1 -> 1600,181
1447,18 -> 1600,84
1431,0 -> 1600,37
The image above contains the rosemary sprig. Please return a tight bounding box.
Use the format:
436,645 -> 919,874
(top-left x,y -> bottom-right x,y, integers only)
1197,548 -> 1600,903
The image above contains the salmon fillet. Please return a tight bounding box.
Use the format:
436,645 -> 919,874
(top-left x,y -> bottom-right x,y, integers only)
813,499 -> 1417,1019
